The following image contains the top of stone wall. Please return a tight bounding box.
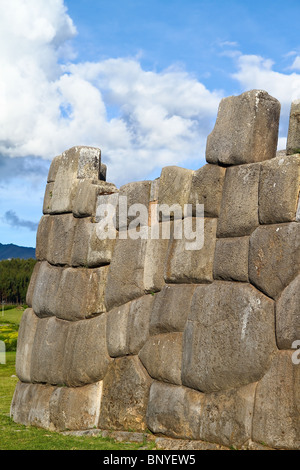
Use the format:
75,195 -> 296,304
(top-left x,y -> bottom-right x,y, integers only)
205,89 -> 281,166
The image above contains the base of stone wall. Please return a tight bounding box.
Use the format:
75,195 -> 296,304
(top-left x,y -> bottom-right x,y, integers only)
61,429 -> 276,450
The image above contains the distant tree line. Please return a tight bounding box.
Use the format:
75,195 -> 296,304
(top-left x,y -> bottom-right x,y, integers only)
0,258 -> 37,305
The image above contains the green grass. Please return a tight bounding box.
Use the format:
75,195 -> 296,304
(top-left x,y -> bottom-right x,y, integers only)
0,333 -> 156,450
0,306 -> 24,325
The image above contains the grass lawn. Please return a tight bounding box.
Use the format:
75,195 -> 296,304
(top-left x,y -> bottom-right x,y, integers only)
0,312 -> 156,451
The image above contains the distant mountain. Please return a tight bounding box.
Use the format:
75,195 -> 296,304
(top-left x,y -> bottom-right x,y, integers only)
0,243 -> 36,261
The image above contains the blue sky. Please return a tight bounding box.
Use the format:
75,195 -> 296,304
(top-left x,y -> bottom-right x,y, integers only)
1,0 -> 300,248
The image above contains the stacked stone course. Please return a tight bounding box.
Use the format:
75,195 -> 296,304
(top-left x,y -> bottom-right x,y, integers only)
11,90 -> 300,450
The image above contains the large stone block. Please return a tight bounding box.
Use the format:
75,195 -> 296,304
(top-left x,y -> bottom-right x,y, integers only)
206,90 -> 280,165
287,100 -> 300,155
30,316 -> 68,385
143,235 -> 169,293
182,282 -> 276,393
139,332 -> 183,385
213,236 -> 249,282
217,163 -> 260,238
104,234 -> 147,311
106,295 -> 154,357
15,309 -> 39,383
35,215 -> 52,261
73,180 -> 118,218
46,214 -> 76,266
56,266 -> 108,321
188,164 -> 226,217
49,381 -> 103,431
87,222 -> 116,267
50,148 -> 79,214
47,155 -> 61,183
150,284 -> 196,335
42,182 -> 54,214
26,261 -> 42,307
164,218 -> 217,283
276,275 -> 300,350
117,180 -> 152,230
99,356 -> 152,432
10,382 -> 54,430
158,166 -> 194,219
63,314 -> 112,387
76,146 -> 101,179
259,154 -> 300,224
249,222 -> 300,299
252,351 -> 300,450
31,262 -> 62,318
199,383 -> 257,449
146,381 -> 204,440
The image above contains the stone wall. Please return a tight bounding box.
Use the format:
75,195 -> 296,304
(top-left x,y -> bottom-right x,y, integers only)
10,90 -> 300,450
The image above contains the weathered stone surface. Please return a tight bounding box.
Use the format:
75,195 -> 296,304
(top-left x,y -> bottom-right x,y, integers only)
117,180 -> 152,230
182,282 -> 276,393
104,233 -> 147,311
70,217 -> 91,267
30,316 -> 68,385
15,309 -> 39,383
43,182 -> 54,214
49,381 -> 103,431
217,163 -> 260,238
10,382 -> 54,430
206,90 -> 280,165
100,163 -> 107,181
146,381 -> 204,440
51,147 -> 79,214
99,356 -> 152,432
72,180 -> 100,218
249,222 -> 300,299
259,154 -> 300,224
158,166 -> 193,220
164,218 -> 217,283
73,180 -> 118,218
276,275 -> 300,350
35,215 -> 52,261
47,214 -> 76,266
139,332 -> 183,385
287,100 -> 300,155
63,314 -> 112,387
199,383 -> 257,449
107,295 -> 154,357
76,146 -> 101,179
26,261 -> 42,307
20,313 -> 111,387
47,155 -> 61,183
188,164 -> 226,217
87,222 -> 116,267
252,351 -> 300,450
143,235 -> 169,293
31,262 -> 62,318
150,284 -> 196,335
213,236 -> 249,282
56,266 -> 108,321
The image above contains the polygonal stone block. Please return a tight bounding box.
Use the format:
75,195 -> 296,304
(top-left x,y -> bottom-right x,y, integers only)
150,284 -> 196,335
139,332 -> 183,385
15,309 -> 39,383
206,90 -> 280,165
199,383 -> 257,449
252,351 -> 300,450
276,275 -> 300,349
31,262 -> 62,318
99,356 -> 152,432
217,163 -> 260,238
287,100 -> 300,155
164,218 -> 217,283
249,222 -> 300,299
188,164 -> 226,217
213,236 -> 249,282
182,282 -> 276,393
158,166 -> 193,220
146,381 -> 204,440
259,154 -> 300,224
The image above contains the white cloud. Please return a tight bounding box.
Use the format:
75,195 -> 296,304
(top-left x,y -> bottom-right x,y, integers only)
290,56 -> 300,71
0,0 -> 224,186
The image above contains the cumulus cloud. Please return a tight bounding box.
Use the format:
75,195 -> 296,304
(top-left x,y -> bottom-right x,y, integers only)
0,0 -> 223,186
1,0 -> 300,188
